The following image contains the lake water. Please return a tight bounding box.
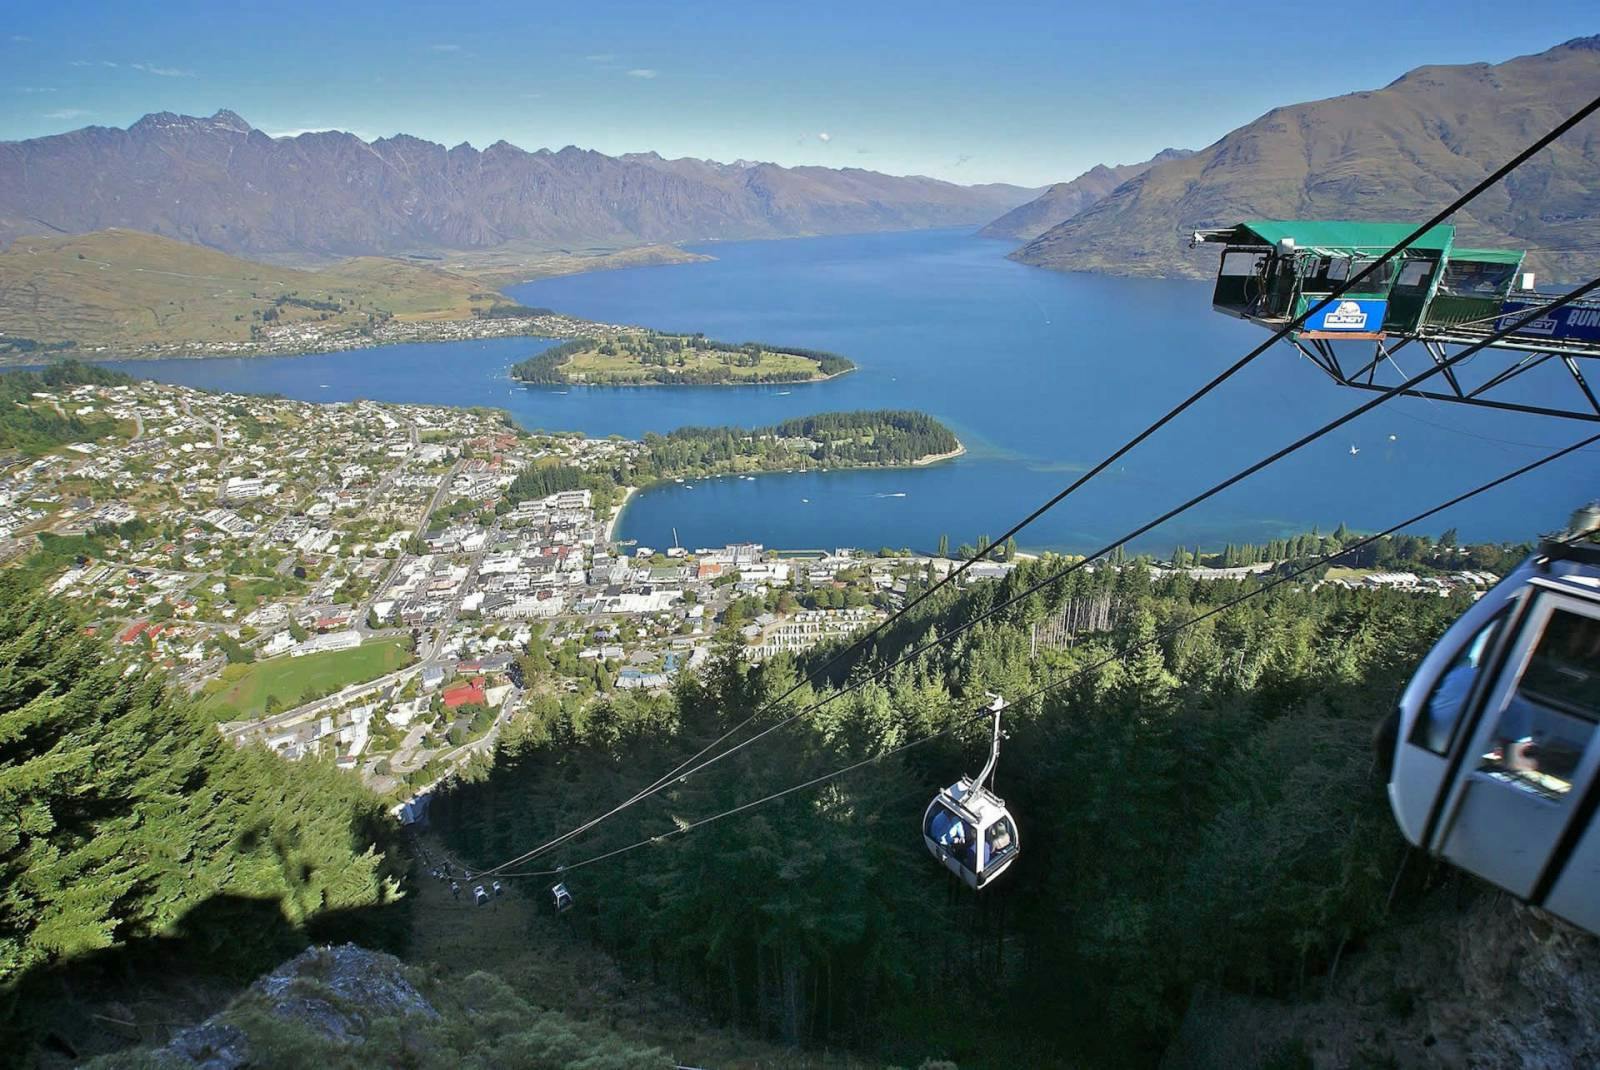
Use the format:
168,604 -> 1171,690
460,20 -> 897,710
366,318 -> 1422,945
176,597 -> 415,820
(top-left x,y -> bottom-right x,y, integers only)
104,228 -> 1595,554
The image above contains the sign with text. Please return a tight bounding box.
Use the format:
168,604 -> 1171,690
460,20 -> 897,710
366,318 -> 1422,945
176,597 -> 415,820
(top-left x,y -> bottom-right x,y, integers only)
1498,300 -> 1600,343
1303,298 -> 1386,333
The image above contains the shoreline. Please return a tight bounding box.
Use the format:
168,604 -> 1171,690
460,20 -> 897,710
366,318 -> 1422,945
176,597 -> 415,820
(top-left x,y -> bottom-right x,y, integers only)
0,318 -> 601,368
605,435 -> 964,542
550,366 -> 855,388
912,439 -> 966,466
518,360 -> 856,390
604,484 -> 640,543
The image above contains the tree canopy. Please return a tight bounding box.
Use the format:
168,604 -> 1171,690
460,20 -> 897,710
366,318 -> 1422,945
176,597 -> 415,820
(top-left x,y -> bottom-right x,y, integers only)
0,572 -> 406,1048
432,553 -> 1470,1063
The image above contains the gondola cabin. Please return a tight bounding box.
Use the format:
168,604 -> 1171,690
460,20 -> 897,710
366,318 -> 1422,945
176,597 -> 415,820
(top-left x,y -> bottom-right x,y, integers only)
923,778 -> 1019,890
923,695 -> 1020,889
551,882 -> 574,913
1387,536 -> 1600,935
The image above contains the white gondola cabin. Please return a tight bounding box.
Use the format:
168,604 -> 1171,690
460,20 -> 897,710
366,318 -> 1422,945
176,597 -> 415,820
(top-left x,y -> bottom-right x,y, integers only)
923,696 -> 1020,889
1387,530 -> 1600,935
551,882 -> 574,913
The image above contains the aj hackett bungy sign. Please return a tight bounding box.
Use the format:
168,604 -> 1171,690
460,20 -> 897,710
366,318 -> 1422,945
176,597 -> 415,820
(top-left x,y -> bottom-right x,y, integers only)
1497,299 -> 1600,343
1305,298 -> 1387,332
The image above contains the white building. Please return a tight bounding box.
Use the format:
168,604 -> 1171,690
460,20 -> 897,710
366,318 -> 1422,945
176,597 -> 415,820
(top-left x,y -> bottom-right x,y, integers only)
292,630 -> 362,656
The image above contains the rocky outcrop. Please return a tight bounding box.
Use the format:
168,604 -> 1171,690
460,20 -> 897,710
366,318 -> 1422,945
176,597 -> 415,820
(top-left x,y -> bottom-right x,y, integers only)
148,944 -> 437,1068
96,943 -> 674,1069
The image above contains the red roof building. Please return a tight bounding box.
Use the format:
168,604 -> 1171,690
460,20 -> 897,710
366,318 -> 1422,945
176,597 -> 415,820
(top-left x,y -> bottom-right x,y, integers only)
442,676 -> 487,709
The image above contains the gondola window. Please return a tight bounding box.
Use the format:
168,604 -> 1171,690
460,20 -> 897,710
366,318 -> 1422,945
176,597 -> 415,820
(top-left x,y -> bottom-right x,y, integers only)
1413,614 -> 1503,755
1479,608 -> 1600,797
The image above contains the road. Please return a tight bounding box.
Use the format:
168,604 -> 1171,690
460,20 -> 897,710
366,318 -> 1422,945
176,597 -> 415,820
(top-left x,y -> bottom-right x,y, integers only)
178,396 -> 223,448
363,455 -> 463,626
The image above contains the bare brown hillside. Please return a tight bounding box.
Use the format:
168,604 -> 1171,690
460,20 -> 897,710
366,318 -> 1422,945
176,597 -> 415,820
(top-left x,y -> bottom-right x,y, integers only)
1014,37 -> 1600,282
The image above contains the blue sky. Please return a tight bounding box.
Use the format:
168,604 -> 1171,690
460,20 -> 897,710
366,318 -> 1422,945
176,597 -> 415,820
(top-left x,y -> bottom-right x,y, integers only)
1,1 -> 1593,186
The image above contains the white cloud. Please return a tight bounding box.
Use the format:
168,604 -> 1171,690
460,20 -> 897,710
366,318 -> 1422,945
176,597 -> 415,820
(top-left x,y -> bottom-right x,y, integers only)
11,34 -> 32,43
626,68 -> 657,79
429,43 -> 462,52
817,131 -> 831,143
44,108 -> 92,121
131,62 -> 194,77
19,87 -> 57,94
585,53 -> 617,62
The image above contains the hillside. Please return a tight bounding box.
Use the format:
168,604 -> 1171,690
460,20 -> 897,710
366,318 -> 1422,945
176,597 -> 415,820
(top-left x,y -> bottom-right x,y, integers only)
428,525 -> 1581,1065
1014,36 -> 1600,280
0,111 -> 1037,261
978,148 -> 1193,242
1167,892 -> 1600,1068
0,229 -> 519,351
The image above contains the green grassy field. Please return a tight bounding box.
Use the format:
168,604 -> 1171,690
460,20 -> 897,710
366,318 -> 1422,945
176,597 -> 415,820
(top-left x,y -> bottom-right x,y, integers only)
1323,566 -> 1380,582
202,635 -> 412,719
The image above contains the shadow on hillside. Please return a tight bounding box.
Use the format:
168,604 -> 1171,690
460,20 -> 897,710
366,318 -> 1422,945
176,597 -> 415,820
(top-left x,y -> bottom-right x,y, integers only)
2,889 -> 411,1067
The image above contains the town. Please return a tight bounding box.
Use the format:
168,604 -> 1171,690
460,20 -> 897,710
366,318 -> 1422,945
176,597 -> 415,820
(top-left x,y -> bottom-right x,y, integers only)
42,306 -> 624,362
0,375 -> 1509,806
0,376 -> 990,800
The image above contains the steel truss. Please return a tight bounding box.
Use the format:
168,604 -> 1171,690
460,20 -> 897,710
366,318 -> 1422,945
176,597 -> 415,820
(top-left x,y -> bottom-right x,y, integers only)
1289,329 -> 1600,422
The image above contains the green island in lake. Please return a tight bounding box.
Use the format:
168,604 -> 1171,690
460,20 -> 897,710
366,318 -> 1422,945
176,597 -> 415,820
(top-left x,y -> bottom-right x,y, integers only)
510,330 -> 855,386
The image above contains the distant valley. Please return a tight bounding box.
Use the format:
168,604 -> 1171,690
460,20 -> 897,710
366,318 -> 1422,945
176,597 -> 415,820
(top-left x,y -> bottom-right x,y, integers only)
978,148 -> 1193,242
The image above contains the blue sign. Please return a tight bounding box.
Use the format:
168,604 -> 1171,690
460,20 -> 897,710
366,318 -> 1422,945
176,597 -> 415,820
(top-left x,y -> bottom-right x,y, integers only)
1303,298 -> 1387,333
1498,299 -> 1600,343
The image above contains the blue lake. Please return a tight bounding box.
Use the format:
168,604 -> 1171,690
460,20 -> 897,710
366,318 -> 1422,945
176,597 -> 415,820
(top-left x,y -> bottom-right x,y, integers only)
104,228 -> 1596,554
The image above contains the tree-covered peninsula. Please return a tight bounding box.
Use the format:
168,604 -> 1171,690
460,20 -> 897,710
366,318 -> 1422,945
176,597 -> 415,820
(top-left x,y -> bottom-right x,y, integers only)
638,410 -> 960,476
510,331 -> 855,386
494,410 -> 962,516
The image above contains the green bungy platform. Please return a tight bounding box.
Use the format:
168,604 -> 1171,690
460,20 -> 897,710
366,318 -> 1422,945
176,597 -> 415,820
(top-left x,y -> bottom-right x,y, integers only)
1193,219 -> 1528,337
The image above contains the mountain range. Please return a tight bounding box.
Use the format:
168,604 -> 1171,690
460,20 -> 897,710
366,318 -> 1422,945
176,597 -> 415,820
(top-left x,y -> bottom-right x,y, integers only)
977,148 -> 1193,242
0,112 -> 1037,262
2,37 -> 1597,291
1008,36 -> 1600,280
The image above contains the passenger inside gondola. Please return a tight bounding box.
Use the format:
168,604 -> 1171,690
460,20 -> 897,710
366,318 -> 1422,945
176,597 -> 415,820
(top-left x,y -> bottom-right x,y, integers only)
985,818 -> 1015,866
1480,608 -> 1600,796
927,802 -> 977,870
